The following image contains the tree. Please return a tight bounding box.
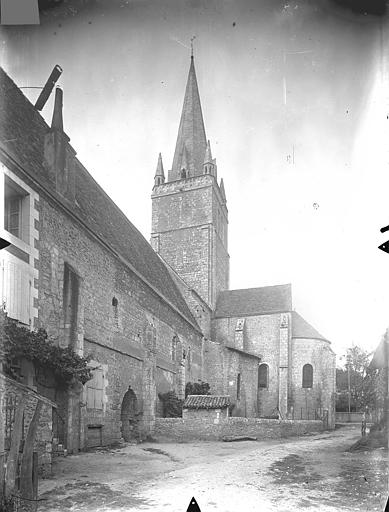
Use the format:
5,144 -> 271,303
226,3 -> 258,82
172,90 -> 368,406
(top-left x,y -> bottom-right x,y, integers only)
185,381 -> 211,398
336,345 -> 376,412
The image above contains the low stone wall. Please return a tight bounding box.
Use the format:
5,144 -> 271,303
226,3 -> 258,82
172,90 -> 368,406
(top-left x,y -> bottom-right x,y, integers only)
0,373 -> 56,476
154,416 -> 324,442
336,412 -> 374,424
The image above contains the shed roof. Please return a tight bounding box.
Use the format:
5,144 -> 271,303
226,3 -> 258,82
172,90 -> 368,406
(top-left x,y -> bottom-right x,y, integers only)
0,67 -> 199,331
214,284 -> 292,318
183,395 -> 230,409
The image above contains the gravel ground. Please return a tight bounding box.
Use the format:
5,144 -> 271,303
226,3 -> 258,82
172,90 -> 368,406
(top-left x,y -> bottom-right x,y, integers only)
38,425 -> 388,512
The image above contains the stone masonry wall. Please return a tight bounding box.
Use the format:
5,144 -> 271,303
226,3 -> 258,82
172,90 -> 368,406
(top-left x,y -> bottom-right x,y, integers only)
151,175 -> 229,310
36,187 -> 204,449
212,313 -> 289,417
154,416 -> 324,442
290,338 -> 336,428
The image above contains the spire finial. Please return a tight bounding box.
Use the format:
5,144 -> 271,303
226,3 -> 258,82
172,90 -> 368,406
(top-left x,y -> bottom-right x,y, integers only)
190,36 -> 196,58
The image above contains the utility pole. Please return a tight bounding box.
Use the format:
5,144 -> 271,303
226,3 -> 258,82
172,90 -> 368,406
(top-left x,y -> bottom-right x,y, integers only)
347,363 -> 351,419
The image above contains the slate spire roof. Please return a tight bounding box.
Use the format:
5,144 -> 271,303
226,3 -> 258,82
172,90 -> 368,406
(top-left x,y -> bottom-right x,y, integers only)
170,56 -> 207,180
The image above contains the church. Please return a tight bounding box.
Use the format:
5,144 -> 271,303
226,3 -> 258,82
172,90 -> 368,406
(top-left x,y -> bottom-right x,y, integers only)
151,54 -> 336,426
0,53 -> 335,454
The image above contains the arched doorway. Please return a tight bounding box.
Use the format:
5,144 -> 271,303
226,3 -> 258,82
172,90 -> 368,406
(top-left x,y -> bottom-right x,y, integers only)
120,387 -> 138,441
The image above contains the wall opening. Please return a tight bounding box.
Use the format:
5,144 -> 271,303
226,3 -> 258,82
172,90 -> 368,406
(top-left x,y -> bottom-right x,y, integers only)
302,364 -> 313,388
258,364 -> 269,389
120,387 -> 138,442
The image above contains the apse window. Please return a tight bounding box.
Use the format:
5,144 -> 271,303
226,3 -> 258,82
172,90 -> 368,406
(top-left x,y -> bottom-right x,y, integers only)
302,364 -> 313,388
4,176 -> 30,243
258,364 -> 269,389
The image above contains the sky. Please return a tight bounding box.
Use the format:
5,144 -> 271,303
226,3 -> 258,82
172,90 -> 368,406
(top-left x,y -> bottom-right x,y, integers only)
1,0 -> 388,360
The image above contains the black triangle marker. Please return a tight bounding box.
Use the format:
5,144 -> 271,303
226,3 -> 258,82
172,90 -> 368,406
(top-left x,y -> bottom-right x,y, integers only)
187,497 -> 201,512
378,241 -> 389,253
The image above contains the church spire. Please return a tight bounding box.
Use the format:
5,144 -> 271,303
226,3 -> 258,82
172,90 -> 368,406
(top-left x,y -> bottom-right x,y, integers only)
154,153 -> 165,186
169,53 -> 207,181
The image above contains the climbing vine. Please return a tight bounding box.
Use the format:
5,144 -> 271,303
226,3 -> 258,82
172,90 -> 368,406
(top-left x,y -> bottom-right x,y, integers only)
2,314 -> 93,389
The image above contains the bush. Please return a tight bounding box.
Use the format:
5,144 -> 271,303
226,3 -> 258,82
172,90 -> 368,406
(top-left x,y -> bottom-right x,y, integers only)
185,381 -> 211,397
158,391 -> 183,417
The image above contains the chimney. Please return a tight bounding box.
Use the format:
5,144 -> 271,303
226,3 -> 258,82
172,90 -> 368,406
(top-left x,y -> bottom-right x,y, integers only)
43,86 -> 76,201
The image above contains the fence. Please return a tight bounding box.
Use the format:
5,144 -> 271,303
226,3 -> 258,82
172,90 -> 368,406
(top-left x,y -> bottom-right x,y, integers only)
0,450 -> 39,511
290,407 -> 327,422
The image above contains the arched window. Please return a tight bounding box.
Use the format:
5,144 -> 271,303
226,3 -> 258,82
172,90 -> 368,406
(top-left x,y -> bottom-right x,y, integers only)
258,364 -> 269,389
302,364 -> 313,388
181,168 -> 186,179
236,373 -> 241,400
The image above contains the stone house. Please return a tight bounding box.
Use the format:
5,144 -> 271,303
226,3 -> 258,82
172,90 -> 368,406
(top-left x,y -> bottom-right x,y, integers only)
0,53 -> 336,454
0,68 -> 204,452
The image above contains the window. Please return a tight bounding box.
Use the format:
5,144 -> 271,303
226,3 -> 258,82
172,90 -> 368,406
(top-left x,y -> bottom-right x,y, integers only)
86,367 -> 104,409
302,364 -> 313,388
258,364 -> 269,389
181,168 -> 186,179
4,176 -> 29,242
236,373 -> 241,400
63,264 -> 80,346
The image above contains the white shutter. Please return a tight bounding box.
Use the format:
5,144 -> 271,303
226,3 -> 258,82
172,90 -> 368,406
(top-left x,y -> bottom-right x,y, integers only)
1,255 -> 31,325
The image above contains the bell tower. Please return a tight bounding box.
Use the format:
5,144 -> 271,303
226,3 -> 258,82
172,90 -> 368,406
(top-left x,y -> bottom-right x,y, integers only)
151,54 -> 229,310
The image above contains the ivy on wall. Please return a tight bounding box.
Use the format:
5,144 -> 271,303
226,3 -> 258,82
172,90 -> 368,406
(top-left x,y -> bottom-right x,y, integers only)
2,313 -> 92,389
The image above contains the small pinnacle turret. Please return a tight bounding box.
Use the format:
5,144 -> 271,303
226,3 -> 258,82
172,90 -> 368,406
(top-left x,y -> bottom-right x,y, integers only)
154,153 -> 165,186
203,139 -> 212,164
219,178 -> 226,205
203,139 -> 216,177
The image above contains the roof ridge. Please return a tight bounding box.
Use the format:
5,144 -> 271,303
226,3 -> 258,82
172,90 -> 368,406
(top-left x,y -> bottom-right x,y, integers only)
219,283 -> 292,294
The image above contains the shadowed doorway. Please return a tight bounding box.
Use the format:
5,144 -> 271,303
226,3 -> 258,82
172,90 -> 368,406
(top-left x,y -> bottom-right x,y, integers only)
120,387 -> 138,441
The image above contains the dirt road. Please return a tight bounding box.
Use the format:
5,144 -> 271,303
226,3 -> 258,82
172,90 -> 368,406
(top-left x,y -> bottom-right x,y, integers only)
38,425 -> 388,512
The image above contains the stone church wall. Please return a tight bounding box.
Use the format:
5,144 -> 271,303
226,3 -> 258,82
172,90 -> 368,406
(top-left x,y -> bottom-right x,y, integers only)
35,189 -> 203,450
290,338 -> 336,427
212,313 -> 288,417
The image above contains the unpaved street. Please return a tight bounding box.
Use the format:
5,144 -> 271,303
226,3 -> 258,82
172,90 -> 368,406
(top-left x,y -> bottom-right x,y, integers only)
39,426 -> 388,512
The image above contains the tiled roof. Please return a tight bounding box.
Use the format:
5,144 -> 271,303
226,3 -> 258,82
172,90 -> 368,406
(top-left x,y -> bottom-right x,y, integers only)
214,284 -> 292,318
0,67 -> 199,331
183,395 -> 230,409
292,312 -> 329,342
